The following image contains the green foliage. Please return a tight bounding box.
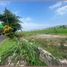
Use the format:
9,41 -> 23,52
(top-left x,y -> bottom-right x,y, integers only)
0,8 -> 21,37
0,24 -> 4,29
0,23 -> 4,35
0,39 -> 17,65
0,38 -> 47,66
21,40 -> 47,66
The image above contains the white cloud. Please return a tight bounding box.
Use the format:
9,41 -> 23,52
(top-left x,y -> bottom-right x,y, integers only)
22,22 -> 48,31
20,17 -> 49,31
49,1 -> 62,9
25,17 -> 32,21
56,5 -> 67,15
49,1 -> 67,15
21,17 -> 32,22
0,0 -> 10,7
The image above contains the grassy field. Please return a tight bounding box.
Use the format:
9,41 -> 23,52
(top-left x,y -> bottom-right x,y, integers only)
23,26 -> 67,60
0,25 -> 67,66
23,27 -> 67,36
27,38 -> 67,59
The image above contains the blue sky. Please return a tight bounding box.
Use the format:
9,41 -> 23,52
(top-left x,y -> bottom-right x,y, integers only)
0,0 -> 67,31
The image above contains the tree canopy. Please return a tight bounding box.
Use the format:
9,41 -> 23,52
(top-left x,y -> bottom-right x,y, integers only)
0,23 -> 4,29
0,8 -> 22,37
0,8 -> 21,32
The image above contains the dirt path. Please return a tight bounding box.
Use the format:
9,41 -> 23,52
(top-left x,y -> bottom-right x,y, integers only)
0,35 -> 5,42
33,34 -> 67,39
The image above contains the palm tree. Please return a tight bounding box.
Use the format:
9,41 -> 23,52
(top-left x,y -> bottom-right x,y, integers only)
0,8 -> 21,33
0,8 -> 22,37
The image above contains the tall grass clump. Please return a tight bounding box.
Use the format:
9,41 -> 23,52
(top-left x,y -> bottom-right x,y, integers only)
0,37 -> 47,66
0,38 -> 17,65
18,39 -> 47,66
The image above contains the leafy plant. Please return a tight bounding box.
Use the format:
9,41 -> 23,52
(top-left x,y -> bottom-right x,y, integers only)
0,8 -> 21,38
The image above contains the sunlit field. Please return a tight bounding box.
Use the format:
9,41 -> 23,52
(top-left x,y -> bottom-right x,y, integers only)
0,0 -> 67,66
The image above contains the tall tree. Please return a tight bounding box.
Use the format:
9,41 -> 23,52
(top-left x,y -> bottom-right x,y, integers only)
0,8 -> 21,37
0,8 -> 21,32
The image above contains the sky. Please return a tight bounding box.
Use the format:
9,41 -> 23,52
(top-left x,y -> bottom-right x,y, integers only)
0,0 -> 67,31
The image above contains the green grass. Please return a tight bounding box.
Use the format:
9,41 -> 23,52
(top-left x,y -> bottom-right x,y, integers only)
0,38 -> 17,65
21,40 -> 47,66
28,38 -> 67,59
0,38 -> 47,66
0,25 -> 67,65
23,28 -> 67,36
23,27 -> 67,60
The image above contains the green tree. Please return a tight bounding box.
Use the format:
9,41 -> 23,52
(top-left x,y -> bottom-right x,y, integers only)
0,8 -> 21,37
0,23 -> 4,35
